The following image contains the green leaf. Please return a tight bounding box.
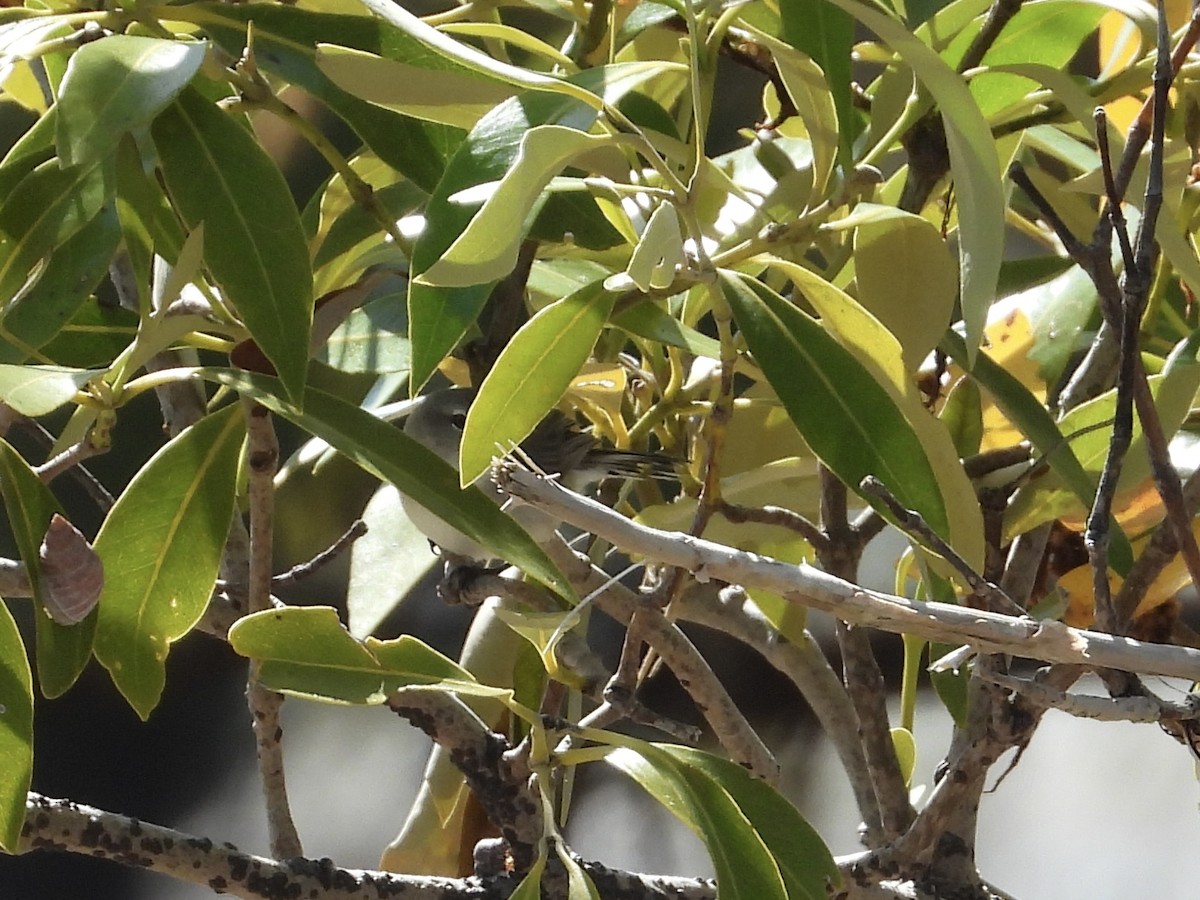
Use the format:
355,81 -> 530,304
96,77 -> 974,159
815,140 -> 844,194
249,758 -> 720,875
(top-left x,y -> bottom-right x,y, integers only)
93,404 -> 245,719
229,606 -> 473,703
315,43 -> 518,129
660,746 -> 839,899
604,743 -> 788,900
825,0 -> 1004,365
419,126 -> 619,289
778,0 -> 856,168
0,598 -> 33,853
0,156 -> 115,304
624,202 -> 684,292
0,365 -> 100,415
462,280 -> 615,484
56,35 -> 206,167
152,87 -> 313,401
725,270 -> 969,557
0,439 -> 93,698
200,368 -> 572,598
182,1 -> 460,193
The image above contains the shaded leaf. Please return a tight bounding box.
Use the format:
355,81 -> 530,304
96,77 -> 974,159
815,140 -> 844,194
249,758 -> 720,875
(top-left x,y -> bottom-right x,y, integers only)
201,368 -> 572,597
93,404 -> 245,719
0,157 -> 115,304
153,87 -> 312,401
347,485 -> 436,639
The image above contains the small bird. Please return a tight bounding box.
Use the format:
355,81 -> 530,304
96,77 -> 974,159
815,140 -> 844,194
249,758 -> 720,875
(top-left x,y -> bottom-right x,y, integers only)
401,387 -> 675,563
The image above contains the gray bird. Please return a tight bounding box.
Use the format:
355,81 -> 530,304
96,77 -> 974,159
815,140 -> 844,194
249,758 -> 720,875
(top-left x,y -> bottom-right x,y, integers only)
401,387 -> 676,563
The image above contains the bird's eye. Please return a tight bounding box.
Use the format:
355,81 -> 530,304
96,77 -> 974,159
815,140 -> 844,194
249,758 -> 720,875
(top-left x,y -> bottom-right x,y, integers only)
450,412 -> 467,431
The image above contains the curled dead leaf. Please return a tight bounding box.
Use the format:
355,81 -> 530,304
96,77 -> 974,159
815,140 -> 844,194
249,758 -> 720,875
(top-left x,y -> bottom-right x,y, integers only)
39,513 -> 103,626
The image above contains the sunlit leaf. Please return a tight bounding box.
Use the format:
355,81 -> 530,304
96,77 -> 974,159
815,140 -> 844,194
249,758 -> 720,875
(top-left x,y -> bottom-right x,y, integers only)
316,43 -> 518,129
0,599 -> 32,853
56,35 -> 205,167
418,126 -> 620,289
853,211 -> 958,370
826,0 -> 1003,364
0,365 -> 100,415
604,743 -> 788,900
462,280 -> 614,484
229,606 -> 474,703
93,404 -> 245,719
724,271 -> 951,540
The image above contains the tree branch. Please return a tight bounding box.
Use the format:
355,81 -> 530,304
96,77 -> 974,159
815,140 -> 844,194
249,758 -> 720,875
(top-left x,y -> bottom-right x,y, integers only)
499,466 -> 1200,680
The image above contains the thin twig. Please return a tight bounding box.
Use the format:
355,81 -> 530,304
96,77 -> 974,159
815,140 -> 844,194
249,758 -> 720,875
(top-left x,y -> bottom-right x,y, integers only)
271,520 -> 369,588
713,498 -> 828,552
541,540 -> 780,785
978,669 -> 1199,724
243,399 -> 303,860
859,476 -> 1025,617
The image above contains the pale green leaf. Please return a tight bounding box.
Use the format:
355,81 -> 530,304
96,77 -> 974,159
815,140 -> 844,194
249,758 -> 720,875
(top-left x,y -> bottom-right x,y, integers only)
56,35 -> 206,167
625,202 -> 684,292
853,212 -> 958,369
825,0 -> 1003,364
229,606 -> 473,704
462,281 -> 615,484
418,126 -> 619,289
316,43 -> 518,129
93,404 -> 245,719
